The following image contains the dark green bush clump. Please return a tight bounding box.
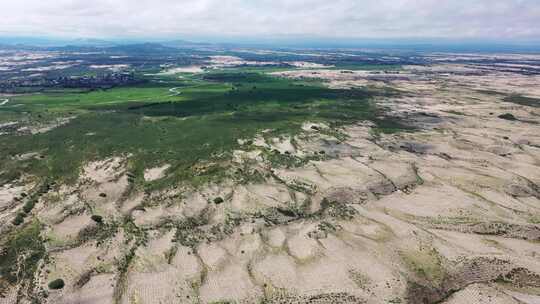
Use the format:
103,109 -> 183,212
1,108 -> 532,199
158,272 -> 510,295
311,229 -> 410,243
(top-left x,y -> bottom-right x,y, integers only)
91,215 -> 103,223
23,199 -> 37,214
48,278 -> 65,290
99,193 -> 107,198
213,197 -> 224,204
12,213 -> 25,226
498,113 -> 517,121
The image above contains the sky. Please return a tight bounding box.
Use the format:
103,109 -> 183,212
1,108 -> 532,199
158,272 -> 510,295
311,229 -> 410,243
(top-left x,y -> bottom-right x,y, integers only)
0,0 -> 539,42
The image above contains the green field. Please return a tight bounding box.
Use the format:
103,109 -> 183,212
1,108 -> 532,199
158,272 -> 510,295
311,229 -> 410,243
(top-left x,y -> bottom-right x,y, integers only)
0,69 -> 407,187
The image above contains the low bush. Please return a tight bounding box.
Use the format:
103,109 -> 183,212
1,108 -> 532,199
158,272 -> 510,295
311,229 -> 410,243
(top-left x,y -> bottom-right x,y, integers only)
22,199 -> 37,214
12,213 -> 25,226
498,113 -> 517,121
91,215 -> 103,223
48,278 -> 65,290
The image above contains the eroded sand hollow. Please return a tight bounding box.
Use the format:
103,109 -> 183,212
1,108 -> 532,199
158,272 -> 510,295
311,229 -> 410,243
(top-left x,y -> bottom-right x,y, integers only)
2,63 -> 540,304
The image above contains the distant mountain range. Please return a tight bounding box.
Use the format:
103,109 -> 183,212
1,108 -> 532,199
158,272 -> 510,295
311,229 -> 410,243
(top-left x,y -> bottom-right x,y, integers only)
0,36 -> 539,53
0,37 -> 213,49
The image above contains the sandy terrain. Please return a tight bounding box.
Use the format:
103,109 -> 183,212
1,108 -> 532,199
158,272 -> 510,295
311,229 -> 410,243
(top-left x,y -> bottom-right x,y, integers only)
144,164 -> 171,182
209,55 -> 278,68
22,64 -> 74,72
286,62 -> 334,68
158,66 -> 205,74
89,64 -> 130,72
2,59 -> 540,304
6,115 -> 77,136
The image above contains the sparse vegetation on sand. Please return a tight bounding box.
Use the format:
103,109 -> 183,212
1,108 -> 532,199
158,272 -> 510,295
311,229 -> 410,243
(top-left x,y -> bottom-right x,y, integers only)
2,46 -> 540,304
0,221 -> 45,294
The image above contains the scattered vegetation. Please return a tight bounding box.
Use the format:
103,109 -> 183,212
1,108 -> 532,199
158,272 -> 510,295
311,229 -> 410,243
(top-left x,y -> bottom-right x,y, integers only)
78,219 -> 119,245
348,269 -> 372,290
308,221 -> 341,239
400,248 -> 445,287
0,221 -> 46,293
11,182 -> 52,226
319,198 -> 358,220
172,216 -> 208,247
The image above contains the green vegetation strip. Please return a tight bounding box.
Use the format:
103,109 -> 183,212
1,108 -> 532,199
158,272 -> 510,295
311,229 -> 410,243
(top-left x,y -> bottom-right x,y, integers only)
0,71 -> 408,186
503,94 -> 540,108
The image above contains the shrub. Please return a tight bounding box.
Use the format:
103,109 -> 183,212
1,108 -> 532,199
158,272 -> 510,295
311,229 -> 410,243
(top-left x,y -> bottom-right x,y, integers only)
48,278 -> 65,290
127,172 -> 136,183
12,213 -> 25,226
498,113 -> 517,121
23,199 -> 36,214
99,193 -> 107,198
276,207 -> 297,217
91,215 -> 103,223
213,197 -> 224,204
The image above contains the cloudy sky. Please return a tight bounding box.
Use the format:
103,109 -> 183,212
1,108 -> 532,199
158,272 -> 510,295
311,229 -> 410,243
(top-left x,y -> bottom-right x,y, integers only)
0,0 -> 539,41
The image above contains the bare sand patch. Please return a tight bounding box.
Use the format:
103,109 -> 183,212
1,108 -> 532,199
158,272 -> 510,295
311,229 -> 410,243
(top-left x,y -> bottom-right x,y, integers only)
51,214 -> 95,241
0,182 -> 31,208
442,283 -> 519,304
144,164 -> 171,181
89,64 -> 130,72
158,66 -> 204,74
82,157 -> 125,183
199,263 -> 263,303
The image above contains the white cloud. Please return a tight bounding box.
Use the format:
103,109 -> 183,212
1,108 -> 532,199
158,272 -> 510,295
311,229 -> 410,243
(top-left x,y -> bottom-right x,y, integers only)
0,0 -> 538,40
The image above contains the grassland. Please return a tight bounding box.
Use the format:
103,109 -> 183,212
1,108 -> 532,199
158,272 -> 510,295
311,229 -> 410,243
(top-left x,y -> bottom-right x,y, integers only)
0,68 -> 405,187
